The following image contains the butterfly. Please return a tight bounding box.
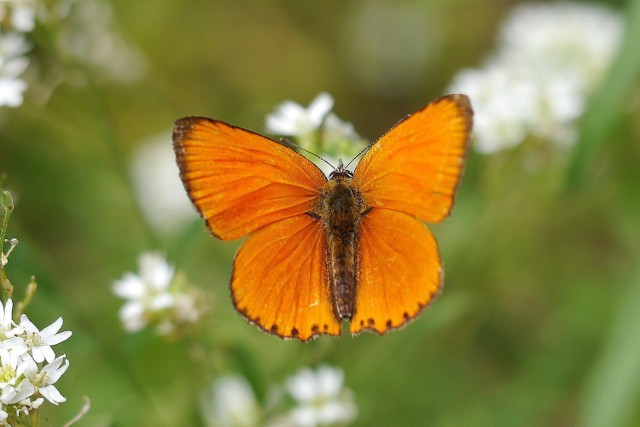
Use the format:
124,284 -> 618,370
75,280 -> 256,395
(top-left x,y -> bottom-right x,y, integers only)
172,94 -> 472,341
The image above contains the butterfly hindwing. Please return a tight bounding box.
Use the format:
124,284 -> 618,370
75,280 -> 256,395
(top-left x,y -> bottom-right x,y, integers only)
232,214 -> 341,340
351,208 -> 442,335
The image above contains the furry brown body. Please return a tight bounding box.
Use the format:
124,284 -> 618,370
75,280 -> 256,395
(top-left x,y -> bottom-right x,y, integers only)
312,166 -> 368,319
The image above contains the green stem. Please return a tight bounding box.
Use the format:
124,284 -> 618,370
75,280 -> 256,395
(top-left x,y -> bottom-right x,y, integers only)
0,191 -> 13,256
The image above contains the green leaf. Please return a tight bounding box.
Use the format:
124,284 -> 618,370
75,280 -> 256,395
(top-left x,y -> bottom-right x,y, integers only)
580,265 -> 640,427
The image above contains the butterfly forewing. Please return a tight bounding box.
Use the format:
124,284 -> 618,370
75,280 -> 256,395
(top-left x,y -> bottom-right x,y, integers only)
173,117 -> 328,240
354,94 -> 472,223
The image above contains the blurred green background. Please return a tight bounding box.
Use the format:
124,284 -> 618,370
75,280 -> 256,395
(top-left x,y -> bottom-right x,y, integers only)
1,0 -> 640,425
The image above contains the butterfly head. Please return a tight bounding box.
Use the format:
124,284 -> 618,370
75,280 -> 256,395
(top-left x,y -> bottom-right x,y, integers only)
328,159 -> 354,180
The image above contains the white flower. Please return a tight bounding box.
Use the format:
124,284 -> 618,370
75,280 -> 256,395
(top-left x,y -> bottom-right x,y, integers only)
265,93 -> 366,176
0,350 -> 33,403
22,354 -> 69,405
0,0 -> 38,32
450,64 -> 534,153
20,314 -> 71,363
0,32 -> 31,108
321,113 -> 359,147
0,0 -> 39,33
19,315 -> 72,364
202,375 -> 261,427
499,3 -> 623,92
266,92 -> 334,137
283,365 -> 357,427
113,252 -> 176,332
113,253 -> 204,335
448,2 -> 623,154
131,134 -> 197,233
0,77 -> 27,107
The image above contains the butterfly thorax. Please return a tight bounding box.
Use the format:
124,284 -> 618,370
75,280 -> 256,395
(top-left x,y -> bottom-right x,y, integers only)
313,168 -> 368,320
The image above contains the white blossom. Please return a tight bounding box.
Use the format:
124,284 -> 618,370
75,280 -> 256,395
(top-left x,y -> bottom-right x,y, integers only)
321,113 -> 360,148
282,365 -> 357,427
202,375 -> 261,427
266,92 -> 334,138
19,315 -> 72,364
265,93 -> 366,175
0,0 -> 38,33
113,253 -> 203,335
0,350 -> 33,404
0,311 -> 70,419
22,354 -> 69,405
449,2 -> 623,153
0,32 -> 30,108
113,253 -> 175,332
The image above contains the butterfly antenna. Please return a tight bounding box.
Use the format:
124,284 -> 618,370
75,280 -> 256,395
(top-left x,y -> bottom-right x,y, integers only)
344,144 -> 371,170
280,138 -> 336,170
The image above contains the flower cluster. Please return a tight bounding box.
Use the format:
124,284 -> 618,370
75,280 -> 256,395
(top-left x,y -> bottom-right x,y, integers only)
112,252 -> 205,336
203,365 -> 357,427
0,0 -> 145,109
449,2 -> 623,154
0,0 -> 37,108
0,299 -> 71,424
265,93 -> 367,175
282,365 -> 357,427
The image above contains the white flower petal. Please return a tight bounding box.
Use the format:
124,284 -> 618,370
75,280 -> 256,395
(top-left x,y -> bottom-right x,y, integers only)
139,253 -> 174,289
306,92 -> 334,124
286,368 -> 317,403
39,317 -> 63,338
18,315 -> 37,333
265,93 -> 334,137
316,365 -> 343,397
41,356 -> 70,383
39,384 -> 66,405
112,274 -> 147,299
148,293 -> 174,311
43,330 -> 72,347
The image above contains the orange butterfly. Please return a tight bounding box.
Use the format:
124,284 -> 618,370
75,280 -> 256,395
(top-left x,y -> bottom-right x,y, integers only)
172,94 -> 472,341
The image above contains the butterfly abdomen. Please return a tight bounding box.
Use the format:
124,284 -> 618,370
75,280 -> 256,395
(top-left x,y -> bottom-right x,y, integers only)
316,171 -> 368,320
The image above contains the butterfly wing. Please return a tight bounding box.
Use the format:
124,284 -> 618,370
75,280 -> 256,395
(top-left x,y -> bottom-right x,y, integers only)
350,94 -> 472,334
173,117 -> 328,240
354,94 -> 472,223
351,208 -> 441,334
173,117 -> 339,339
232,214 -> 341,340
